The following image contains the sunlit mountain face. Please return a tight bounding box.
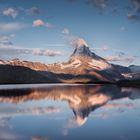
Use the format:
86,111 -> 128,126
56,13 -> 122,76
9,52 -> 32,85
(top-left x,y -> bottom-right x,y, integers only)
0,84 -> 140,140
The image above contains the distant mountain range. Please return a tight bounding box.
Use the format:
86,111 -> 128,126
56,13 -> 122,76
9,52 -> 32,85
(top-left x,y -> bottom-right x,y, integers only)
0,39 -> 139,84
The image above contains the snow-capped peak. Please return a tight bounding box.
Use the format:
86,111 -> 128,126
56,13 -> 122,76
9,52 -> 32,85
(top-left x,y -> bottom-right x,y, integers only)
76,38 -> 88,48
71,38 -> 106,62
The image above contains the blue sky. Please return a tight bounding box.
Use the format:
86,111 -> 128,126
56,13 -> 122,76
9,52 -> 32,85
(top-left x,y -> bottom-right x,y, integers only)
0,0 -> 140,66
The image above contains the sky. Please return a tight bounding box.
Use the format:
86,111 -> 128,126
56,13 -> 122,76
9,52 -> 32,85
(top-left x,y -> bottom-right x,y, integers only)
0,0 -> 140,66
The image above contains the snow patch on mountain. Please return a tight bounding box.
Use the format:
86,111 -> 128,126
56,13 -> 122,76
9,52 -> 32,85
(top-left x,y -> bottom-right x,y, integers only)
75,38 -> 88,48
0,60 -> 4,64
88,59 -> 112,70
60,59 -> 82,69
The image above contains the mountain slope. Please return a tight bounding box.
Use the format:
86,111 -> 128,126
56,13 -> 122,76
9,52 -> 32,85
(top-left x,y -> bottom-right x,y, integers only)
0,58 -> 48,71
112,64 -> 131,74
129,65 -> 140,73
0,65 -> 54,84
46,39 -> 124,83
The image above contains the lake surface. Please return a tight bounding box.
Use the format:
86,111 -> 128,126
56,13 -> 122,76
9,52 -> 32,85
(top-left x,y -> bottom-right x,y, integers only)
0,84 -> 140,140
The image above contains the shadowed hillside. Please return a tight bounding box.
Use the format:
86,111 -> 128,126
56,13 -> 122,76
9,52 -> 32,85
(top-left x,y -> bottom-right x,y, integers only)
0,65 -> 55,84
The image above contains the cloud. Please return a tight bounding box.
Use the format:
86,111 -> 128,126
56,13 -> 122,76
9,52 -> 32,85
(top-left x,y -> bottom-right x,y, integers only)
105,55 -> 134,63
3,8 -> 18,18
29,7 -> 40,15
132,0 -> 140,12
0,130 -> 22,140
127,13 -> 139,20
0,106 -> 61,118
0,22 -> 27,32
33,19 -> 44,27
104,103 -> 134,109
92,46 -> 110,51
32,48 -> 63,56
112,8 -> 119,15
33,19 -> 53,28
62,28 -> 70,35
0,35 -> 13,46
62,28 -> 87,48
118,52 -> 125,56
19,7 -> 40,16
43,44 -> 65,47
0,35 -> 63,57
65,35 -> 88,48
86,0 -> 107,9
45,22 -> 54,28
0,34 -> 63,57
0,47 -> 63,57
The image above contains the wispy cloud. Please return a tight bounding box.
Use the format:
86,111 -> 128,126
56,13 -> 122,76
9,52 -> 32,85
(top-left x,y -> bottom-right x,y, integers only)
127,13 -> 139,21
0,22 -> 27,32
92,46 -> 110,51
62,28 -> 70,35
19,7 -> 40,16
0,47 -> 63,57
28,7 -> 40,15
0,130 -> 23,140
3,8 -> 18,18
32,48 -> 62,56
86,0 -> 107,9
104,103 -> 134,109
0,35 -> 63,57
132,0 -> 140,12
0,35 -> 13,46
33,19 -> 53,28
105,55 -> 135,63
112,8 -> 119,15
62,27 -> 88,48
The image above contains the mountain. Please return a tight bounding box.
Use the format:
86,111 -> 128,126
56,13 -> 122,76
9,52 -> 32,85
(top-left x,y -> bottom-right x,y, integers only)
0,38 -> 131,84
121,65 -> 140,80
46,39 -> 124,83
112,64 -> 131,74
0,58 -> 48,71
129,65 -> 140,73
70,39 -> 105,61
0,64 -> 55,84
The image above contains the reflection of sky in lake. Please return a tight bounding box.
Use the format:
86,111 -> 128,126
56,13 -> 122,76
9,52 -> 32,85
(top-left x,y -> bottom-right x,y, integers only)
0,84 -> 140,140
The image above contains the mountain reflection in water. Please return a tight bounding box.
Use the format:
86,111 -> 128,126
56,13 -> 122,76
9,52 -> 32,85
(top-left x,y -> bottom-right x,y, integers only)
0,84 -> 140,140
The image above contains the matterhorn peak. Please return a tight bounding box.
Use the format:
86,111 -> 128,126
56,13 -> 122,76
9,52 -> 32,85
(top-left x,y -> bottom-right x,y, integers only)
75,38 -> 88,48
71,38 -> 94,59
70,38 -> 107,63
